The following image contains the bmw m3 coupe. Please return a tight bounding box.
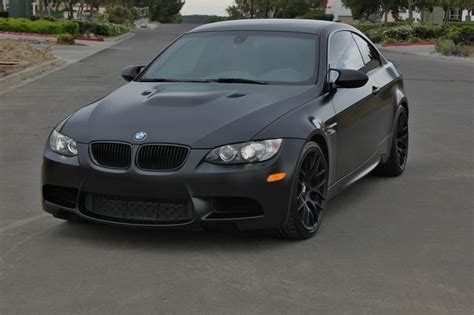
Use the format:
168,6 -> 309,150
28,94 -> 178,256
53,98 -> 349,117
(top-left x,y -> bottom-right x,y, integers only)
42,20 -> 409,239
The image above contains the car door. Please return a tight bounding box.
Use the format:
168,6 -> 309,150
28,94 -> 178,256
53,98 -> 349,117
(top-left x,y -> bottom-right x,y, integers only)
352,33 -> 394,146
328,31 -> 381,181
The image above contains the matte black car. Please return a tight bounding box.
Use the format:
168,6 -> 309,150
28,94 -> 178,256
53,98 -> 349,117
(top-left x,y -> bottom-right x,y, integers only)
42,20 -> 409,239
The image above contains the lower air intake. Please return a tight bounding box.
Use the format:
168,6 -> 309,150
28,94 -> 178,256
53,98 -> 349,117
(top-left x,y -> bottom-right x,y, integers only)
82,193 -> 194,224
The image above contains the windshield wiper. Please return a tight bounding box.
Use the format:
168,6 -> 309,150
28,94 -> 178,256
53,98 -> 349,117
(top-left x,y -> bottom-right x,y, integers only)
138,78 -> 210,83
208,78 -> 268,85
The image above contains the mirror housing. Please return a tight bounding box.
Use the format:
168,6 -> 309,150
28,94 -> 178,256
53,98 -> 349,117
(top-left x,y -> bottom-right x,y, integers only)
121,65 -> 144,82
329,69 -> 369,90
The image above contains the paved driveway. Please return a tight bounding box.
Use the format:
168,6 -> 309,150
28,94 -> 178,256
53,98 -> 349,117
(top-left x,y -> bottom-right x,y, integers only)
1,25 -> 473,314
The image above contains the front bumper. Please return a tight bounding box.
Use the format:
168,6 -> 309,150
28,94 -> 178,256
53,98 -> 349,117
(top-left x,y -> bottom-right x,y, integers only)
41,139 -> 305,231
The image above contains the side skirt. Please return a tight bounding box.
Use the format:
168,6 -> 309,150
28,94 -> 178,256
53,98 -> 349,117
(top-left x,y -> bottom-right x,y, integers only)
327,153 -> 381,200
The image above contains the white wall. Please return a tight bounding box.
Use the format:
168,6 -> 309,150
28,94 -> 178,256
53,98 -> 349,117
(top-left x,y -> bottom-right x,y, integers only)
398,10 -> 422,22
1,0 -> 9,11
325,0 -> 353,21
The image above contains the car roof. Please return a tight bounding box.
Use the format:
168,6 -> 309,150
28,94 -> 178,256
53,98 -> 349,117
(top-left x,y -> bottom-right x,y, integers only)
188,19 -> 340,35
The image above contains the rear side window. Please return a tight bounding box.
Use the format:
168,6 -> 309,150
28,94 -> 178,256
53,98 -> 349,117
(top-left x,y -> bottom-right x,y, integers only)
328,31 -> 365,72
352,33 -> 381,72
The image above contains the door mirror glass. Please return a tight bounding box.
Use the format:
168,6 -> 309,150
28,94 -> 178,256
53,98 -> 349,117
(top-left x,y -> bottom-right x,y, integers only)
330,68 -> 369,89
121,65 -> 144,82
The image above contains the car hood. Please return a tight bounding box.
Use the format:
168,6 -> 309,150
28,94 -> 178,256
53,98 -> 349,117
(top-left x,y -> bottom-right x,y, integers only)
62,82 -> 321,148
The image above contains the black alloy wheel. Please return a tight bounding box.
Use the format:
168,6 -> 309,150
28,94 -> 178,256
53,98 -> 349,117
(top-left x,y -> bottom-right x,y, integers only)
396,110 -> 409,169
278,142 -> 329,240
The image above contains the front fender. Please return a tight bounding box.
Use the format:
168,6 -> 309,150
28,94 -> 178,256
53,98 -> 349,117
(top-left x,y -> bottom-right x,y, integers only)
254,94 -> 337,186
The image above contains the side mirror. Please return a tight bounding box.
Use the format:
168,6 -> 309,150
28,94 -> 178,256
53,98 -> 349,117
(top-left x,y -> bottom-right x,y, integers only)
121,65 -> 144,82
329,69 -> 369,90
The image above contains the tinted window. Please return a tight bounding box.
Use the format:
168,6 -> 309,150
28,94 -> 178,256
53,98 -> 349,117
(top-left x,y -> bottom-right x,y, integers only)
140,31 -> 319,85
328,31 -> 365,72
352,33 -> 381,72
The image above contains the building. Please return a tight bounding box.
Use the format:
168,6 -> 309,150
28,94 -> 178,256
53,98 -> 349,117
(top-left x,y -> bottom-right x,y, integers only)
1,0 -> 9,12
9,0 -> 32,18
325,0 -> 353,22
421,8 -> 472,23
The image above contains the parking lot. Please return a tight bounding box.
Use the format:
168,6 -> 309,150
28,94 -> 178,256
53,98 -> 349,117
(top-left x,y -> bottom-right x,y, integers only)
1,25 -> 473,314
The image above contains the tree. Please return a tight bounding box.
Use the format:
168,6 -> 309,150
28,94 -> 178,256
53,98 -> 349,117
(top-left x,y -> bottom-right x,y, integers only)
63,0 -> 78,19
145,0 -> 184,23
341,0 -> 380,20
226,0 -> 327,19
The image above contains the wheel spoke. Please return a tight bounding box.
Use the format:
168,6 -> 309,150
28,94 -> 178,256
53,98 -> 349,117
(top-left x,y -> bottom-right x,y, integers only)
310,188 -> 326,201
315,178 -> 327,189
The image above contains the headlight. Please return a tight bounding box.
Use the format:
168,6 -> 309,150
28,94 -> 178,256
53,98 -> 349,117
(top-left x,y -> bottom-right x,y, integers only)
205,139 -> 283,164
49,130 -> 78,157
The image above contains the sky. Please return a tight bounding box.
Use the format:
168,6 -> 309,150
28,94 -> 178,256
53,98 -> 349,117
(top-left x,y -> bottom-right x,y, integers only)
181,0 -> 234,16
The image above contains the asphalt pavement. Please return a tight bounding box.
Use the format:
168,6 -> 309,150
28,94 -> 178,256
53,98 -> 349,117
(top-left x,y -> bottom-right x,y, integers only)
0,25 -> 473,314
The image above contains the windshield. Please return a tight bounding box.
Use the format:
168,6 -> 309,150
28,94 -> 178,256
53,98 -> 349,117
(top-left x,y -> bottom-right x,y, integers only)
139,31 -> 319,85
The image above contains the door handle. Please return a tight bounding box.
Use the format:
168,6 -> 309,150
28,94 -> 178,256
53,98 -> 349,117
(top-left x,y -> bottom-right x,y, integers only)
372,86 -> 381,95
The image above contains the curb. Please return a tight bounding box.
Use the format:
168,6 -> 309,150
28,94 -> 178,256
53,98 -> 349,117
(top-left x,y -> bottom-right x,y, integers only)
104,32 -> 134,42
0,58 -> 65,92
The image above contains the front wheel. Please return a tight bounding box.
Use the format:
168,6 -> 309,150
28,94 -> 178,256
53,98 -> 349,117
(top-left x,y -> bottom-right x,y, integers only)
277,142 -> 329,240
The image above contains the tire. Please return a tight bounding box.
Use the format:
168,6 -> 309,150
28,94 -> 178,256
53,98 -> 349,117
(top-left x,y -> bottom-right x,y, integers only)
277,142 -> 329,240
374,106 -> 409,177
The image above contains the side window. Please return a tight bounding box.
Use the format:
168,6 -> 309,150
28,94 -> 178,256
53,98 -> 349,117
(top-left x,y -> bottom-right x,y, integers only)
352,33 -> 382,72
328,31 -> 365,72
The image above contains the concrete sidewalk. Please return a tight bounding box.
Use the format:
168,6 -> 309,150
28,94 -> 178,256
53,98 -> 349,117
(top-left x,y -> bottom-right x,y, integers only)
0,32 -> 134,65
0,32 -> 134,94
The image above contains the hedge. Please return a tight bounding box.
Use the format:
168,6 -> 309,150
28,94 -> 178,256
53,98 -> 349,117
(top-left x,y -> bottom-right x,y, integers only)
356,22 -> 474,44
0,18 -> 79,35
77,20 -> 129,36
0,18 -> 128,37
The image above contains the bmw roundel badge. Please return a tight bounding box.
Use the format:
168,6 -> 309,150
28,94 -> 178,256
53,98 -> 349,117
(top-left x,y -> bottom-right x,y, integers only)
134,131 -> 147,142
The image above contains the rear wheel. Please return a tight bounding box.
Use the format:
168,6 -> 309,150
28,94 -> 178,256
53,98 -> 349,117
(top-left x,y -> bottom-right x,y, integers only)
277,142 -> 329,240
375,107 -> 409,177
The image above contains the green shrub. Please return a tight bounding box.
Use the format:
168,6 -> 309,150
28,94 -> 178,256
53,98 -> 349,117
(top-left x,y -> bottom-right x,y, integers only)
62,21 -> 79,35
107,7 -> 134,25
383,26 -> 413,41
408,37 -> 422,43
57,33 -> 75,45
453,43 -> 471,57
76,20 -> 96,35
76,20 -> 128,36
366,29 -> 384,43
356,23 -> 385,33
447,30 -> 462,43
448,24 -> 474,43
383,38 -> 398,44
412,24 -> 444,39
131,7 -> 149,20
0,18 -> 79,35
95,22 -> 129,36
436,39 -> 455,55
